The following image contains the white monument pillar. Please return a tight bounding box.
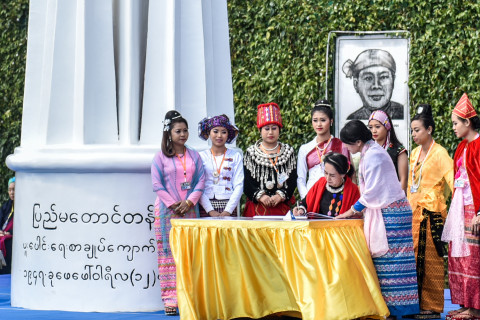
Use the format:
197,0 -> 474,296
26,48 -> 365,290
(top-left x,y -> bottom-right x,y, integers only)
6,0 -> 235,312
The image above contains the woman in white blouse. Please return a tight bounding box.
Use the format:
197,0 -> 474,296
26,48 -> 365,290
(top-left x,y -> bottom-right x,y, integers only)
198,115 -> 243,217
297,100 -> 350,199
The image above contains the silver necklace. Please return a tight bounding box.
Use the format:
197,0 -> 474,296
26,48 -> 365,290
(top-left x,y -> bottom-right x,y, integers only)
325,183 -> 344,194
261,142 -> 279,151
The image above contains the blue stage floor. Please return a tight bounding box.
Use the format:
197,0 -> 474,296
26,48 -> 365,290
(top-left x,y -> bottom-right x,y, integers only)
0,274 -> 177,320
0,274 -> 458,319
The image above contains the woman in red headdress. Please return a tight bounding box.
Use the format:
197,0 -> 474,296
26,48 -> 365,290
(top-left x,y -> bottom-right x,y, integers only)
443,93 -> 480,319
243,103 -> 297,216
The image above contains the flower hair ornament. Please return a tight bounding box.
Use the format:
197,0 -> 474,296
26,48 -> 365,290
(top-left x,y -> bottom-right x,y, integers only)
162,119 -> 171,132
162,111 -> 182,132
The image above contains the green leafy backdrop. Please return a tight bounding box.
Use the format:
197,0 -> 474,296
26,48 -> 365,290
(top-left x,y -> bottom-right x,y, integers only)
228,0 -> 479,155
0,1 -> 28,202
1,0 -> 480,200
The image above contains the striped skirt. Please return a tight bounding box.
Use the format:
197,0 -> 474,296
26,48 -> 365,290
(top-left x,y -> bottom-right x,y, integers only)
448,204 -> 480,309
373,197 -> 420,317
154,197 -> 197,308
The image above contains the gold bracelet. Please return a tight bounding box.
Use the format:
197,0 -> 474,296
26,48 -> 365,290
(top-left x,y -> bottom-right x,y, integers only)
185,199 -> 194,207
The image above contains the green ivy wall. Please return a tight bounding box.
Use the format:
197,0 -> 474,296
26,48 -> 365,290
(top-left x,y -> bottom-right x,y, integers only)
0,1 -> 28,201
228,0 -> 480,154
1,0 -> 479,200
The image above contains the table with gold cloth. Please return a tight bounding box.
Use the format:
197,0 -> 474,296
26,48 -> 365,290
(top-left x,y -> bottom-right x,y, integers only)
170,218 -> 389,320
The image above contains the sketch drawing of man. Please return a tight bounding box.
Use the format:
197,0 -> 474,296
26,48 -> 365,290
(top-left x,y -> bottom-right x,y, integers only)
343,49 -> 404,120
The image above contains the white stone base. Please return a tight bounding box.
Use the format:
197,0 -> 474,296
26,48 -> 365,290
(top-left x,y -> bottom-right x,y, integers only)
10,170 -> 162,312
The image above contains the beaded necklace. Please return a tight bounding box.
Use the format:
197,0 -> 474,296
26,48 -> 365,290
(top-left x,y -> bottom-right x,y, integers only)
315,136 -> 333,163
210,148 -> 227,184
410,140 -> 435,193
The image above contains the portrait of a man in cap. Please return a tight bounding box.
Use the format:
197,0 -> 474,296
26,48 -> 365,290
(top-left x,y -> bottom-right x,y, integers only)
342,49 -> 404,120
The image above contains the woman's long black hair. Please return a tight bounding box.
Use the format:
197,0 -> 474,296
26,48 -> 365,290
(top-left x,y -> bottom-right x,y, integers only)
161,110 -> 188,157
412,103 -> 436,134
340,120 -> 372,144
311,99 -> 334,120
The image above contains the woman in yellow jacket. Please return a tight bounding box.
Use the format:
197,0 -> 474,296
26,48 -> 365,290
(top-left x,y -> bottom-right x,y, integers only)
407,104 -> 453,319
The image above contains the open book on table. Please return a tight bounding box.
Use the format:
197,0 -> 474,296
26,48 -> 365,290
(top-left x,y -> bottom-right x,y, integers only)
306,212 -> 334,219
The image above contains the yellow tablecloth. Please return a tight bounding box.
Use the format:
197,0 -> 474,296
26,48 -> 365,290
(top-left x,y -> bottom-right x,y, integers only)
170,218 -> 389,320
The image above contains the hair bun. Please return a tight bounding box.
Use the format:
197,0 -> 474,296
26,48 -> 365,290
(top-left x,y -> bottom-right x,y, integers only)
416,104 -> 433,118
165,110 -> 182,121
314,99 -> 331,109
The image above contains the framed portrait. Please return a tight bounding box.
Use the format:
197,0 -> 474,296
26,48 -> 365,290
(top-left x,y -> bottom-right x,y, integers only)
334,34 -> 410,151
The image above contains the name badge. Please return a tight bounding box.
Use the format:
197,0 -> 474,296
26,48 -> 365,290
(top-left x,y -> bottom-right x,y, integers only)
454,179 -> 465,188
181,182 -> 191,190
278,172 -> 288,185
213,185 -> 225,194
410,186 -> 418,193
319,162 -> 325,176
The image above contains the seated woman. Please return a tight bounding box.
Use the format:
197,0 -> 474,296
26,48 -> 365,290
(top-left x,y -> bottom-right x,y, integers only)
0,177 -> 14,274
293,153 -> 359,217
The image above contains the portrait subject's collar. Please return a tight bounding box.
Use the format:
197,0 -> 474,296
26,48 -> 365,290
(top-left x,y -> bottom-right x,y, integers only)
364,101 -> 392,116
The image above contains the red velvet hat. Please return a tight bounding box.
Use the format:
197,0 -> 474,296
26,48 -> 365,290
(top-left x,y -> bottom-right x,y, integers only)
453,93 -> 477,119
257,102 -> 283,129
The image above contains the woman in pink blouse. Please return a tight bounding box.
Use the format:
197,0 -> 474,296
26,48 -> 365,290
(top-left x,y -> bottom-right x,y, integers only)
151,110 -> 205,316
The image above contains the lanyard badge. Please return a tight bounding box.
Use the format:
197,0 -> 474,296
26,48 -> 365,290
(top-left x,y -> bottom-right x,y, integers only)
176,148 -> 191,190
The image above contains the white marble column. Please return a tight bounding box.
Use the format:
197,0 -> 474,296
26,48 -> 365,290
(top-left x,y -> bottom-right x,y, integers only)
7,0 -> 235,312
140,0 -> 235,146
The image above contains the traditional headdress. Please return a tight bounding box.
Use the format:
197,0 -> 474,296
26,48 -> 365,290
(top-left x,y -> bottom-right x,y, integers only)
257,102 -> 283,129
8,177 -> 15,187
198,114 -> 239,144
162,110 -> 182,131
342,49 -> 396,79
369,110 -> 392,131
368,110 -> 392,150
453,93 -> 477,119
